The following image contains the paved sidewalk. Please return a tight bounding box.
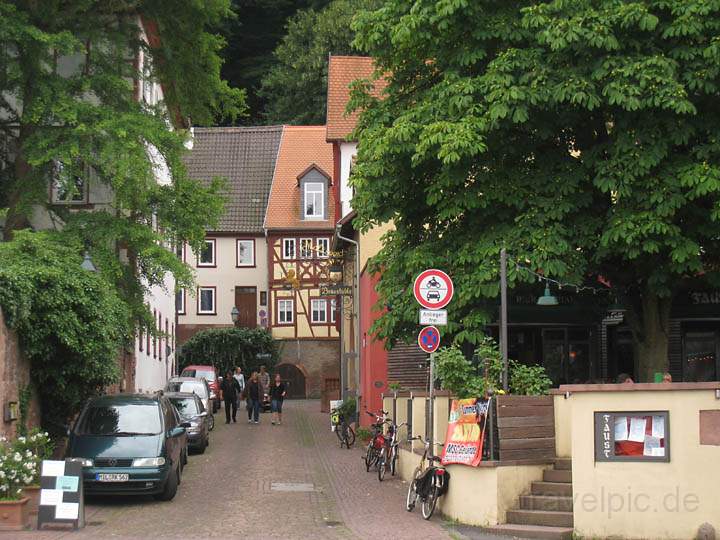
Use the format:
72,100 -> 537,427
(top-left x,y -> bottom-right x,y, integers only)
8,400 -> 483,540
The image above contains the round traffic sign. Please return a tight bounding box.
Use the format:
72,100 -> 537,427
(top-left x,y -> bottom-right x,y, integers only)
418,326 -> 441,354
413,269 -> 454,310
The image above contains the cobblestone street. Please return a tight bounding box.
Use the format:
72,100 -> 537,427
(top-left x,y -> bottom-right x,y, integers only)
10,401 -> 469,540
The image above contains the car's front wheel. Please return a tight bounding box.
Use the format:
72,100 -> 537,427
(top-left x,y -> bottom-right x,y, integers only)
155,465 -> 179,501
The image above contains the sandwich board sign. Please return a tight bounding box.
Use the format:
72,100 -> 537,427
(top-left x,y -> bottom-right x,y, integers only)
413,269 -> 454,310
37,459 -> 85,530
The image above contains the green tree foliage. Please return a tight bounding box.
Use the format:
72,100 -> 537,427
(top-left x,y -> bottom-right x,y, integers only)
259,0 -> 378,125
509,361 -> 553,396
0,0 -> 241,327
0,232 -> 131,432
178,327 -> 279,376
350,0 -> 720,381
434,338 -> 503,398
221,0 -> 329,124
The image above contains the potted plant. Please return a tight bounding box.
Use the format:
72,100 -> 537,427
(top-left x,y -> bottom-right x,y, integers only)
0,437 -> 34,531
15,430 -> 53,516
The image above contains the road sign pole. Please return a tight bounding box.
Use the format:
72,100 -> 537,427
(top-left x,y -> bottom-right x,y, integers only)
428,351 -> 434,458
500,249 -> 509,392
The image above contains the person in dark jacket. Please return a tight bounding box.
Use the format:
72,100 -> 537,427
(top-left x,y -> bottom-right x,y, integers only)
270,374 -> 286,425
246,372 -> 261,424
220,370 -> 241,423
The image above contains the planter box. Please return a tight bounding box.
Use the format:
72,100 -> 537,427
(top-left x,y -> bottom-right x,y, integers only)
0,497 -> 29,531
496,395 -> 555,462
23,485 -> 40,516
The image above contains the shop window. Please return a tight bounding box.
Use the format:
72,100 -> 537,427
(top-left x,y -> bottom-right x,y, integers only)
684,331 -> 718,382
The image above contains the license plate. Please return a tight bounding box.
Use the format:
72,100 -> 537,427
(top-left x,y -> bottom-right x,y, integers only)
96,473 -> 129,482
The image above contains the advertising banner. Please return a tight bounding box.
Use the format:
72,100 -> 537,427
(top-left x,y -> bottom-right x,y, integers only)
441,398 -> 491,467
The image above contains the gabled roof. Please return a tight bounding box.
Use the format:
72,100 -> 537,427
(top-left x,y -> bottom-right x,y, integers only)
326,55 -> 387,142
264,126 -> 336,231
185,126 -> 283,233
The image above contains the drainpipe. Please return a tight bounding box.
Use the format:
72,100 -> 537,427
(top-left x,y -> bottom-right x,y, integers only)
336,225 -> 361,416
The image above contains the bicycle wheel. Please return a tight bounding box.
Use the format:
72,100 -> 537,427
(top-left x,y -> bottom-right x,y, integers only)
335,424 -> 345,448
364,446 -> 375,471
345,426 -> 356,448
378,448 -> 387,482
421,484 -> 439,520
390,447 -> 398,476
405,467 -> 420,511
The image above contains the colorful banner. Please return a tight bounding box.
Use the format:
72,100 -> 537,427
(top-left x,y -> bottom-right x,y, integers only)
441,398 -> 491,467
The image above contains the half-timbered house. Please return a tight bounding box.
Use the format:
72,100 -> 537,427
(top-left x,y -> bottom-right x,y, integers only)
264,126 -> 340,399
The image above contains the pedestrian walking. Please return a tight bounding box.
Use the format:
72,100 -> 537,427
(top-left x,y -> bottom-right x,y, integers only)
259,365 -> 270,401
233,366 -> 245,410
246,371 -> 261,424
220,370 -> 241,423
270,374 -> 286,425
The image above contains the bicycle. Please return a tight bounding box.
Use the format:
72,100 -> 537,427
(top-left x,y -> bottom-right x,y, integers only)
405,436 -> 449,520
378,421 -> 407,481
363,410 -> 389,472
331,408 -> 356,449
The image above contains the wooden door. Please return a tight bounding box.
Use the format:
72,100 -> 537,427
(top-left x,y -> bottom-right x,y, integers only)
234,287 -> 257,328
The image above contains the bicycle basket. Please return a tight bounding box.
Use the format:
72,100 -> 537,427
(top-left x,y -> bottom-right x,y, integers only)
330,412 -> 340,425
414,468 -> 435,498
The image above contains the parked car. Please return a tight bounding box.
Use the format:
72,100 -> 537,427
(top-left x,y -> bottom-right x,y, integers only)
66,393 -> 188,500
165,377 -> 215,431
166,392 -> 210,453
180,365 -> 220,412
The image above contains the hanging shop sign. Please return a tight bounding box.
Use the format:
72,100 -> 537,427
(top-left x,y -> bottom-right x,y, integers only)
320,283 -> 353,296
594,411 -> 670,462
413,269 -> 454,310
441,398 -> 491,467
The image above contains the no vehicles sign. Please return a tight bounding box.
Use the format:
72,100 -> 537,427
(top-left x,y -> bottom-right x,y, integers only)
413,269 -> 454,310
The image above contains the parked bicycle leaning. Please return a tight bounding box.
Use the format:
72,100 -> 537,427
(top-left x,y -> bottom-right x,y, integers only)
331,407 -> 356,449
378,420 -> 406,481
363,410 -> 389,472
405,436 -> 449,519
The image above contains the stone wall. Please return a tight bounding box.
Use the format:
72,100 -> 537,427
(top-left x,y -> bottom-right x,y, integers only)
277,339 -> 340,399
0,308 -> 41,439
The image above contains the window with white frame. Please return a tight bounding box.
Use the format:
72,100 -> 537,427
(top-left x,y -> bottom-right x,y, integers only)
304,182 -> 324,219
330,298 -> 337,323
198,287 -> 216,314
283,238 -> 296,260
198,239 -> 216,266
51,160 -> 88,204
237,239 -> 255,266
299,238 -> 313,259
316,238 -> 329,258
176,289 -> 185,314
278,299 -> 294,324
311,299 -> 327,323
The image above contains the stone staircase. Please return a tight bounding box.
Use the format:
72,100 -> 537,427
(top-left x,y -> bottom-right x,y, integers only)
486,458 -> 574,540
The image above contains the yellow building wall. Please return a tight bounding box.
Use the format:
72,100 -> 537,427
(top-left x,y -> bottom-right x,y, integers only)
359,221 -> 393,273
567,388 -> 720,539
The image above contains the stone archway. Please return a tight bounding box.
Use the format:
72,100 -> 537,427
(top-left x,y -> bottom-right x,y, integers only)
276,363 -> 307,399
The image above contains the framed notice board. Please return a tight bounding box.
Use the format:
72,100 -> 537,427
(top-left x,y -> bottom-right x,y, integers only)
37,459 -> 85,530
594,411 -> 670,462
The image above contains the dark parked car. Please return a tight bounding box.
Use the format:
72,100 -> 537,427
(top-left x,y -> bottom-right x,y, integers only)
66,394 -> 188,500
165,377 -> 215,431
166,392 -> 210,453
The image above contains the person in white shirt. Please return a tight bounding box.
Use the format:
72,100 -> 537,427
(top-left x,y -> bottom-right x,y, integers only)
233,367 -> 245,410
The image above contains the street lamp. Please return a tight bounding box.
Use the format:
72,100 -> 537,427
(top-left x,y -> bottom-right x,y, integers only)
537,285 -> 559,306
80,250 -> 97,272
230,306 -> 239,325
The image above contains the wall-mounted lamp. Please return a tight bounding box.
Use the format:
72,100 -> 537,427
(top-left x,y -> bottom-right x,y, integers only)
3,401 -> 18,422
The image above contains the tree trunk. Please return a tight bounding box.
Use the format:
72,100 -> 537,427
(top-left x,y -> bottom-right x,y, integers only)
632,291 -> 672,382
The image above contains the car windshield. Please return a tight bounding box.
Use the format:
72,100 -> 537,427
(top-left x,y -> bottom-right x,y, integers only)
166,381 -> 208,398
169,397 -> 198,416
181,368 -> 216,381
76,404 -> 161,436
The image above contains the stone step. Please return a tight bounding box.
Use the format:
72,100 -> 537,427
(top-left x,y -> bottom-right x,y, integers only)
531,481 -> 572,497
484,524 -> 574,540
519,494 -> 573,512
543,469 -> 572,483
506,509 -> 574,528
553,458 -> 572,470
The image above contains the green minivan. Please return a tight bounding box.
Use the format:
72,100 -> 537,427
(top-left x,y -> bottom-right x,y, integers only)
66,393 -> 189,500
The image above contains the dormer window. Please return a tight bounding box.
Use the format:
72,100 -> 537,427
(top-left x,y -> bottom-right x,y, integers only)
304,182 -> 324,219
297,164 -> 331,221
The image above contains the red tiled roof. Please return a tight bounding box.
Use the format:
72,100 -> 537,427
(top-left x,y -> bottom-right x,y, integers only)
326,55 -> 387,142
264,126 -> 336,230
